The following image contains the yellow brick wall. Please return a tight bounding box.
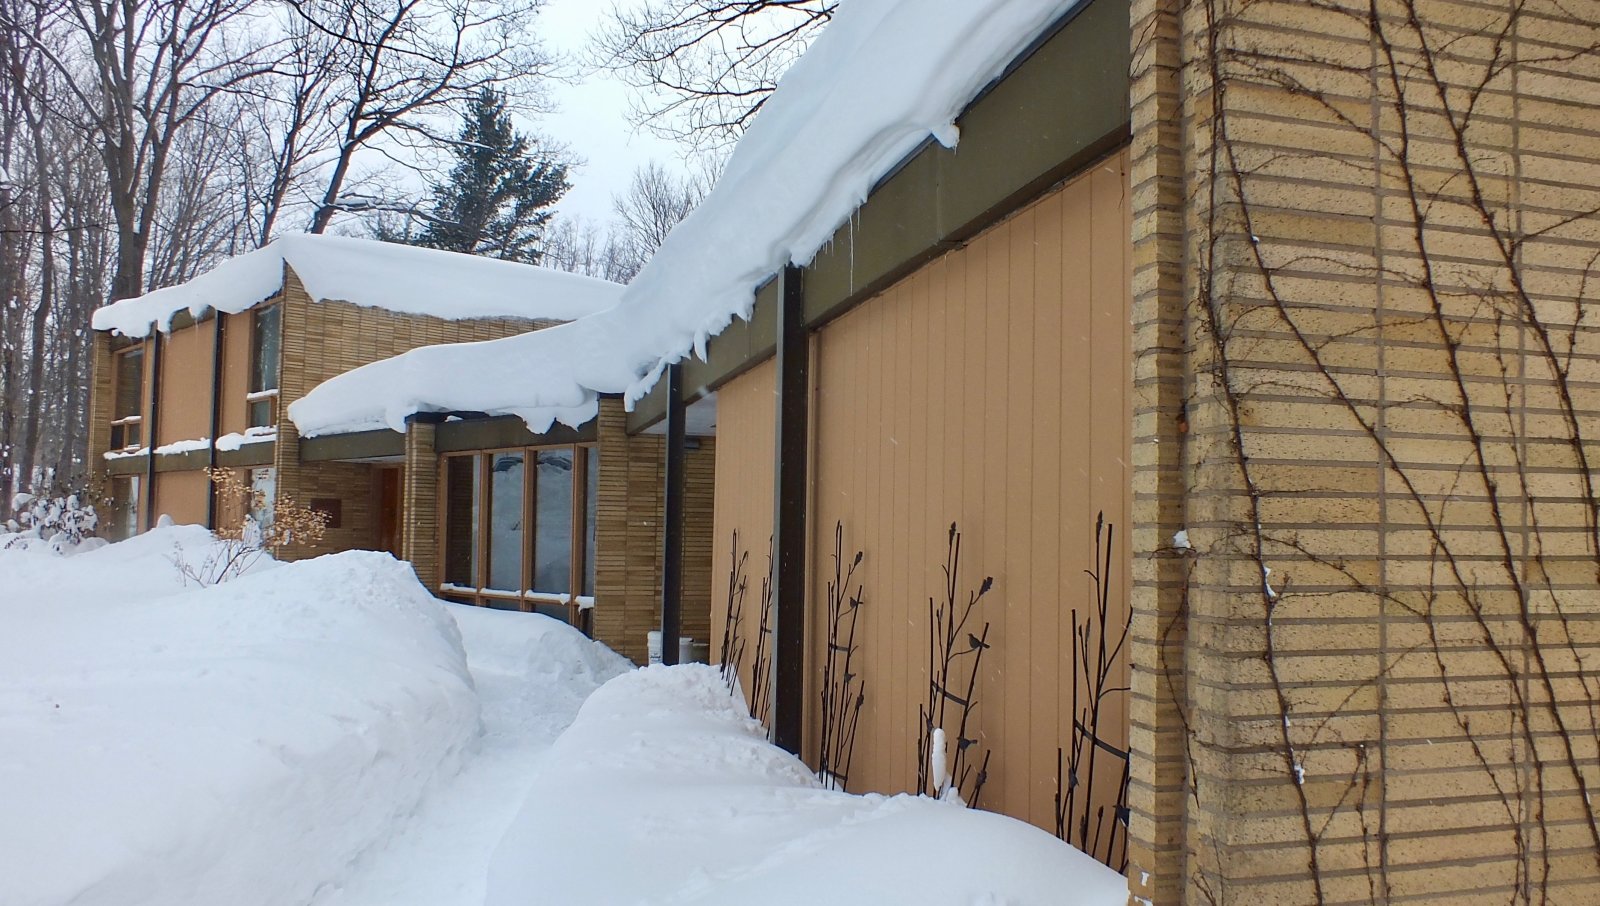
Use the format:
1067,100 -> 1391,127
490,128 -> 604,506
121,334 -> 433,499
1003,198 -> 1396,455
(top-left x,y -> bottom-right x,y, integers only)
273,267 -> 551,561
592,397 -> 716,664
1129,1 -> 1600,903
87,334 -> 116,489
402,422 -> 440,589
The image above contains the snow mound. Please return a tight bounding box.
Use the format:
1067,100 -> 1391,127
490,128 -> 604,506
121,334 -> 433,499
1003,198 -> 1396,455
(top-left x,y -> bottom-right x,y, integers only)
0,541 -> 479,906
446,604 -> 633,741
486,665 -> 1126,906
449,603 -> 632,689
288,0 -> 1082,439
91,233 -> 624,338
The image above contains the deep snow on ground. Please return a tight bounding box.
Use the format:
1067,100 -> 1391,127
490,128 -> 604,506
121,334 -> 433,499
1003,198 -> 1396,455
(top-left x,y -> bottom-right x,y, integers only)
0,529 -> 479,906
3,531 -> 1123,905
311,604 -> 631,906
489,665 -> 1129,906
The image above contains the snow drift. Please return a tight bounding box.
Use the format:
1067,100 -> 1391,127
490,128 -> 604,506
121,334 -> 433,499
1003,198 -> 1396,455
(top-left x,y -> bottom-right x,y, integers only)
0,531 -> 479,906
486,665 -> 1127,905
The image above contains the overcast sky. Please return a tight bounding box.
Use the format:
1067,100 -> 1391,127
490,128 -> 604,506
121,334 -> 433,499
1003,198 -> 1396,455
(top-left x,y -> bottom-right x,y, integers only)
534,0 -> 690,224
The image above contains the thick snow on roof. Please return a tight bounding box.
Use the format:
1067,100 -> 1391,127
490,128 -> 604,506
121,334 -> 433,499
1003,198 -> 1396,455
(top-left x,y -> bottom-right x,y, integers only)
91,234 -> 624,338
290,0 -> 1081,438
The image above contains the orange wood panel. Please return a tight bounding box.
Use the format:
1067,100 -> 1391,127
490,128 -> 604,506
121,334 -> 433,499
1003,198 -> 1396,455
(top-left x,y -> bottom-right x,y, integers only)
710,358 -> 777,708
219,311 -> 254,438
156,320 -> 213,446
805,151 -> 1133,839
153,469 -> 212,527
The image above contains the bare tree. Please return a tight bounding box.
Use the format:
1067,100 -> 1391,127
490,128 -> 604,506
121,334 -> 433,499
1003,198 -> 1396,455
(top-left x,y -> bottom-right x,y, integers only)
610,159 -> 706,274
286,0 -> 553,234
591,0 -> 833,149
230,14 -> 345,246
540,215 -> 634,284
1,0 -> 275,301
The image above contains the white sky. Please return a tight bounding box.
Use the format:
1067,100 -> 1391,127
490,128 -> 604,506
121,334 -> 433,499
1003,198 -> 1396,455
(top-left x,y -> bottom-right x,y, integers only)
533,0 -> 689,224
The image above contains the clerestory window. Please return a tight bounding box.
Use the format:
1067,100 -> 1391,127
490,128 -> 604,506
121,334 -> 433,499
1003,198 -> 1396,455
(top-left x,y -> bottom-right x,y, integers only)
248,304 -> 281,428
110,345 -> 145,451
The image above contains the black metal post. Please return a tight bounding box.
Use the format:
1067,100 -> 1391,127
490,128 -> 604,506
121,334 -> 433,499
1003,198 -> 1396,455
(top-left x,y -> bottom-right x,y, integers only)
205,312 -> 224,528
771,264 -> 809,754
143,331 -> 163,530
660,361 -> 686,665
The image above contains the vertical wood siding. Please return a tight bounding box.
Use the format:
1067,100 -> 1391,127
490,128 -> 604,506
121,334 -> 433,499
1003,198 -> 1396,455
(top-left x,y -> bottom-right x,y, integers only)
807,153 -> 1132,831
155,321 -> 211,447
711,155 -> 1133,837
711,359 -> 778,704
152,469 -> 212,526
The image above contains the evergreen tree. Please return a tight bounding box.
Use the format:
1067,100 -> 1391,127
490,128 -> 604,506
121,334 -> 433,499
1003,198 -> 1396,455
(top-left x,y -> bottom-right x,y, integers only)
407,89 -> 570,262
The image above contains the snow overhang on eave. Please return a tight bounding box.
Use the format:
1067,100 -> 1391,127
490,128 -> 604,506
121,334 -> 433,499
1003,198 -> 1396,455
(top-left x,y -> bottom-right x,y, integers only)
625,0 -> 1130,435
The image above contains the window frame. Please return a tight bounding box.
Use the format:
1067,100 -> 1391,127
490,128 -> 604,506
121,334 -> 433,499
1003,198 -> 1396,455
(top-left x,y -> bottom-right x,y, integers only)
248,304 -> 281,428
437,443 -> 596,626
110,345 -> 146,451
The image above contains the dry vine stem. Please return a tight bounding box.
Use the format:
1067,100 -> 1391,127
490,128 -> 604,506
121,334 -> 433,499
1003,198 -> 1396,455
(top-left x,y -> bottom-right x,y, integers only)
817,521 -> 865,792
1154,0 -> 1600,902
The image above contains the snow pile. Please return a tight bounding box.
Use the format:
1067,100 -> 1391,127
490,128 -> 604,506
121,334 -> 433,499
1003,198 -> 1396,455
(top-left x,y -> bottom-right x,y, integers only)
288,0 -> 1081,439
313,606 -> 632,906
0,530 -> 479,906
448,604 -> 632,744
91,233 -> 625,338
486,665 -> 1127,906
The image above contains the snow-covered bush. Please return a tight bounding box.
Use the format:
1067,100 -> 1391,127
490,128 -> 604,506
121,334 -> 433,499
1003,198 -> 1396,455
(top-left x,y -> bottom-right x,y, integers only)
3,491 -> 100,554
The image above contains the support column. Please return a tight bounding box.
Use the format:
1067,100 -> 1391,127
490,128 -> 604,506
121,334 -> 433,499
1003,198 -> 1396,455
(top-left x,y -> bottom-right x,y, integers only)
771,265 -> 809,755
143,331 -> 163,529
660,363 -> 686,665
401,417 -> 440,591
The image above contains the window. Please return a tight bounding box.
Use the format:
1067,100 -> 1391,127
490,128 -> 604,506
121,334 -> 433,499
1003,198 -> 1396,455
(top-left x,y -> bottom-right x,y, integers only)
111,346 -> 144,450
440,444 -> 597,619
248,468 -> 276,528
108,475 -> 140,540
248,304 -> 281,428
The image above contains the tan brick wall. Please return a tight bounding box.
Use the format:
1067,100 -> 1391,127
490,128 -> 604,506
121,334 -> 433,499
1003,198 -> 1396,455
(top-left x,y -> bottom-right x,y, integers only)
402,422 -> 440,589
273,266 -> 547,561
1130,1 -> 1600,902
90,262 -> 547,550
592,397 -> 715,664
87,333 -> 116,489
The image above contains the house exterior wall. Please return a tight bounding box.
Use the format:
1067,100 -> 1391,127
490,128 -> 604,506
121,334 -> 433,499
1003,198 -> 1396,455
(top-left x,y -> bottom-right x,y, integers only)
809,155 -> 1132,831
258,268 -> 548,561
87,333 -> 120,511
593,397 -> 717,665
1128,1 -> 1600,903
709,358 -> 777,700
712,160 -> 1134,840
89,267 -> 545,554
154,319 -> 212,448
402,422 -> 439,589
218,311 -> 252,439
152,469 -> 211,526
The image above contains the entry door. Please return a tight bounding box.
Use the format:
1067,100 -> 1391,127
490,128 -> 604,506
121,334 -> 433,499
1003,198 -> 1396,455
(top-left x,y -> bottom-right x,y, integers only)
377,466 -> 403,557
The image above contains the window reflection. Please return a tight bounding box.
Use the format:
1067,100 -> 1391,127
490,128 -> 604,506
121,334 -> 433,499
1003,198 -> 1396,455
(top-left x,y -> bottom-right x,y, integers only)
488,453 -> 524,591
534,449 -> 573,594
441,445 -> 597,613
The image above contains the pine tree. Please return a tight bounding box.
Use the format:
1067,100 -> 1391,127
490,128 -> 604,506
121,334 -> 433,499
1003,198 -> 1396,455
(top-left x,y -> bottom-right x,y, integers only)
408,89 -> 570,262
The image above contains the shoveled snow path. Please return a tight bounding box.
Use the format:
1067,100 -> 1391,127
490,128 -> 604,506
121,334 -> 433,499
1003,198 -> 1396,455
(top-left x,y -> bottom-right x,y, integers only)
311,606 -> 631,906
